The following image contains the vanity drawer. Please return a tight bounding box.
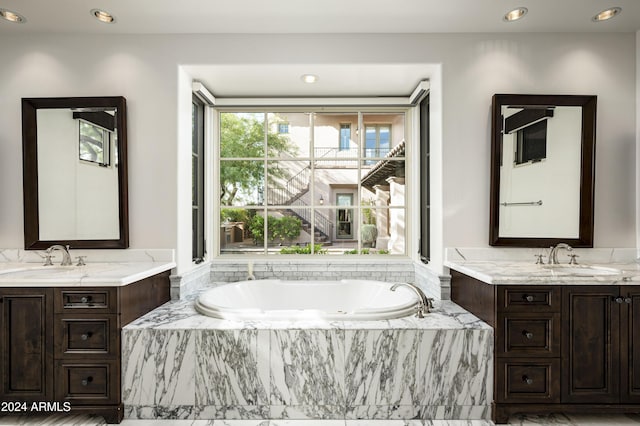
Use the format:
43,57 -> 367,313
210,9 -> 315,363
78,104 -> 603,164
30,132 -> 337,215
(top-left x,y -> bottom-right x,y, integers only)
496,359 -> 560,403
55,288 -> 117,313
498,286 -> 560,312
54,315 -> 118,358
497,313 -> 560,357
55,361 -> 119,405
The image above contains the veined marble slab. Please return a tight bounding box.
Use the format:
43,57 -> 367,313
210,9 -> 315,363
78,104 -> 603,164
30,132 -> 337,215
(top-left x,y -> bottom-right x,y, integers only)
122,293 -> 492,421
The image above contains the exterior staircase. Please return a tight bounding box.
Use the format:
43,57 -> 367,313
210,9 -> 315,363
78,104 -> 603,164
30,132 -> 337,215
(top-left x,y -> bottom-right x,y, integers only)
266,165 -> 333,245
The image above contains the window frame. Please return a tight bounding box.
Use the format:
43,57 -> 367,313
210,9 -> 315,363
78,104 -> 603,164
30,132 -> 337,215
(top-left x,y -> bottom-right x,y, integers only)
212,105 -> 414,259
192,94 -> 206,263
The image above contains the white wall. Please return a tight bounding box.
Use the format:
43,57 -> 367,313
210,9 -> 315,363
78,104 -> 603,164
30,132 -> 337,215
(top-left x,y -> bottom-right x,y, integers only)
0,33 -> 635,274
637,30 -> 640,254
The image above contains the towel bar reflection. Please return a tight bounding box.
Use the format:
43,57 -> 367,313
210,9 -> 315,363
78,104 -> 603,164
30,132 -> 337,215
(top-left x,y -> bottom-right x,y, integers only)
501,200 -> 543,207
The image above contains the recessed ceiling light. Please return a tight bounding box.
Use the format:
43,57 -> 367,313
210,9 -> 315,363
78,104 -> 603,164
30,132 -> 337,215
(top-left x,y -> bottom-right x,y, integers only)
301,74 -> 319,84
503,7 -> 528,22
91,9 -> 116,24
592,7 -> 621,22
0,8 -> 26,23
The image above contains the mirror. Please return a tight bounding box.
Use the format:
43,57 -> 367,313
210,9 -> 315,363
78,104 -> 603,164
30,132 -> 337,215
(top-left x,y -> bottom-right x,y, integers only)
490,94 -> 596,247
22,96 -> 129,249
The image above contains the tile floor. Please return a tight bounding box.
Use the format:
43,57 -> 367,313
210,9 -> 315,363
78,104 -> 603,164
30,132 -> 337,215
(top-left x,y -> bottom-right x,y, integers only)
1,414 -> 640,425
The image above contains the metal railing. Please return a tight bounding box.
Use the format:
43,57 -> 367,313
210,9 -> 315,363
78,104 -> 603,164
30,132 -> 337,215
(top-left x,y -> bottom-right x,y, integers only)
266,165 -> 333,242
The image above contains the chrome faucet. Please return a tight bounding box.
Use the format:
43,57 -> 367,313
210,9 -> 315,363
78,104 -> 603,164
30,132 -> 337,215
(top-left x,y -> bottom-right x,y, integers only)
45,244 -> 73,266
548,243 -> 573,265
390,282 -> 434,318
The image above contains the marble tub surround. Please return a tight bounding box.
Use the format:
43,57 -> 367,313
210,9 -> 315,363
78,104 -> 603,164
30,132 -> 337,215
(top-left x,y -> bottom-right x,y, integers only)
0,248 -> 175,286
445,247 -> 640,285
122,287 -> 492,421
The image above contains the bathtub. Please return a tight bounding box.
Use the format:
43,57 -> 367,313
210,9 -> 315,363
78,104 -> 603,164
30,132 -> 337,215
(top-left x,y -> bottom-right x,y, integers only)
195,279 -> 420,321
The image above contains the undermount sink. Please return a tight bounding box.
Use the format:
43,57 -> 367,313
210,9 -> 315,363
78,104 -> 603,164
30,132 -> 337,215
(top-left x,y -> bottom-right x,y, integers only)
544,265 -> 621,276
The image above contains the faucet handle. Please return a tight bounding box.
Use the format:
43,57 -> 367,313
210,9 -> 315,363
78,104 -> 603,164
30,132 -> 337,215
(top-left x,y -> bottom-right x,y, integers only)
534,254 -> 545,265
568,254 -> 579,265
43,255 -> 53,266
76,256 -> 87,266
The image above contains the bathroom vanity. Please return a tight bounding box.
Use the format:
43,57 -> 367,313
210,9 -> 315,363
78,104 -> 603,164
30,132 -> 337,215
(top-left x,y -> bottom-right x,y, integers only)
0,259 -> 174,424
447,251 -> 640,423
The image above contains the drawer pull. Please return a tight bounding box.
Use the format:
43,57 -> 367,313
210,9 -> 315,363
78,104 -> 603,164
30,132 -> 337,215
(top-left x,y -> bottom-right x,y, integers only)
81,376 -> 93,386
80,296 -> 92,304
80,332 -> 93,341
523,331 -> 534,340
522,375 -> 534,385
523,295 -> 534,302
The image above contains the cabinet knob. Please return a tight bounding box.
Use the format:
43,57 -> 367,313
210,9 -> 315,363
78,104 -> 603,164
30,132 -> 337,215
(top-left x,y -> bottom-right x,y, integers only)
625,297 -> 632,304
522,375 -> 533,385
80,296 -> 92,304
81,376 -> 93,386
524,295 -> 534,302
523,331 -> 534,340
615,297 -> 624,304
81,332 -> 92,341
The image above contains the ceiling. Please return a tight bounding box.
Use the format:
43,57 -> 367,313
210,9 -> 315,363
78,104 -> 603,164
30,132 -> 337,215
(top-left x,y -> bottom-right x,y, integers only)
2,0 -> 638,98
1,0 -> 638,34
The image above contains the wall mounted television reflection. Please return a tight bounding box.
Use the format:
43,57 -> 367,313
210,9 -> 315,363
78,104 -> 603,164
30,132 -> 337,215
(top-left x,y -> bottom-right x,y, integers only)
22,96 -> 129,249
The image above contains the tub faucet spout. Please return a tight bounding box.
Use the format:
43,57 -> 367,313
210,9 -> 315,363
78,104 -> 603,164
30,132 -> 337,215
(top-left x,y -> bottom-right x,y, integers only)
247,261 -> 256,281
390,282 -> 433,318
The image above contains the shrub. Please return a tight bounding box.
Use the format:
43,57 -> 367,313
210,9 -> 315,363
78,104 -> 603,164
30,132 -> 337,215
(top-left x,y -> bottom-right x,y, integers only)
280,243 -> 327,255
220,208 -> 249,224
272,216 -> 302,243
249,215 -> 266,244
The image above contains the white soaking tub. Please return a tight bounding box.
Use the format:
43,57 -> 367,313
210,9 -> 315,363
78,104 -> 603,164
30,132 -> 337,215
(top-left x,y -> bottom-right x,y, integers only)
194,279 -> 421,321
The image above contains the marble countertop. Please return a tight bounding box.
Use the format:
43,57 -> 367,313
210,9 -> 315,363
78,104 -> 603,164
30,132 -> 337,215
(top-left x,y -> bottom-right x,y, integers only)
0,261 -> 175,287
445,259 -> 640,285
0,248 -> 175,287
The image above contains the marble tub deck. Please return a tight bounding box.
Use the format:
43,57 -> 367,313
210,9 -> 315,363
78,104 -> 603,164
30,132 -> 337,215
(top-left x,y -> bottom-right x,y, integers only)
121,287 -> 493,421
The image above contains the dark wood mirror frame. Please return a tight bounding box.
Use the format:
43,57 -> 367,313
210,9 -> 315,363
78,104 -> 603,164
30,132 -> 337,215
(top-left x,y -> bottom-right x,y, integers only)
489,94 -> 596,247
22,96 -> 129,249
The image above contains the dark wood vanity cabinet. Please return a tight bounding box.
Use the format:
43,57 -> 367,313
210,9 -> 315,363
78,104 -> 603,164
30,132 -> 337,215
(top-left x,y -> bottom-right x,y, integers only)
451,271 -> 640,423
0,271 -> 170,423
563,286 -> 640,404
0,288 -> 54,402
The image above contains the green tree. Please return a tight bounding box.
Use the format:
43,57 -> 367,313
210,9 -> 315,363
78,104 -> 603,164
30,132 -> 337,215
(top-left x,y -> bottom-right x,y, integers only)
220,113 -> 297,205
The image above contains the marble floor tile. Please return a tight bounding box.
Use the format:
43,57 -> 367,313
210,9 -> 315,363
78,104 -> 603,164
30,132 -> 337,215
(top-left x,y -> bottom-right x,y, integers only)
5,413 -> 640,425
270,421 -> 345,426
0,414 -> 106,425
504,413 -> 640,425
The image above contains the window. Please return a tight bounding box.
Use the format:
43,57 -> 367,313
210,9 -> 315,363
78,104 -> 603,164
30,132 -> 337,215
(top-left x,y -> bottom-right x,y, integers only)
278,122 -> 289,134
192,95 -> 205,263
515,120 -> 547,165
75,111 -> 116,167
217,109 -> 406,256
339,123 -> 351,151
79,121 -> 111,166
364,124 -> 391,165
